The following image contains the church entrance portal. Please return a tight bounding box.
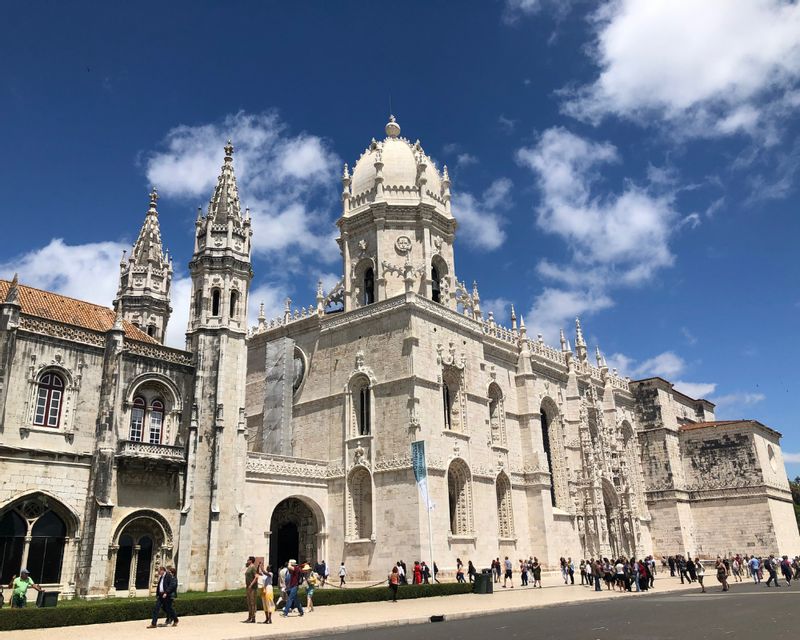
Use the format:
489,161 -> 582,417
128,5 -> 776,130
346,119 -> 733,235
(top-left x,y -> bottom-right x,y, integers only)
269,498 -> 318,570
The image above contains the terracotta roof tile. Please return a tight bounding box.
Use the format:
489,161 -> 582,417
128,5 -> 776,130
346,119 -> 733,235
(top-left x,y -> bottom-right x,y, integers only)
0,279 -> 158,344
679,419 -> 780,438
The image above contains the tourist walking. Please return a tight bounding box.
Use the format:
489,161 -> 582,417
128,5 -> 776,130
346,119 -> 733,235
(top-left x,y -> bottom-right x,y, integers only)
338,561 -> 347,587
520,559 -> 528,586
467,560 -> 477,584
397,561 -> 406,584
594,560 -> 603,592
502,556 -> 514,588
304,564 -> 316,611
422,561 -> 431,584
258,563 -> 275,624
433,562 -> 440,583
765,555 -> 780,587
716,557 -> 729,592
695,558 -> 706,593
456,558 -> 466,583
243,556 -> 258,623
780,556 -> 792,586
567,557 -> 575,585
531,557 -> 542,588
9,569 -> 41,608
281,560 -> 305,617
749,556 -> 761,584
388,566 -> 400,602
148,565 -> 178,628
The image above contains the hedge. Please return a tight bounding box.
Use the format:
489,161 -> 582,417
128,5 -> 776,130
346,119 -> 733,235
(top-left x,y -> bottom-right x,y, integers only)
0,582 -> 472,632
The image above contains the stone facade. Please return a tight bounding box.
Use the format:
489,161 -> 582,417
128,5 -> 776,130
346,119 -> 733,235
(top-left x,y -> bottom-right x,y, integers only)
0,118 -> 797,596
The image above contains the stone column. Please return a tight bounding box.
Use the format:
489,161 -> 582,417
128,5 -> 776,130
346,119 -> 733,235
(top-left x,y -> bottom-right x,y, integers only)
20,534 -> 32,572
129,545 -> 140,597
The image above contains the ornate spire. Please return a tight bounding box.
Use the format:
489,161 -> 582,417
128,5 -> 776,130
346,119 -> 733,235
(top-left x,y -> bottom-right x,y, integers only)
129,188 -> 167,268
207,140 -> 243,222
596,345 -> 605,367
5,273 -> 19,304
257,302 -> 266,330
575,317 -> 586,347
510,304 -> 517,330
560,328 -> 568,352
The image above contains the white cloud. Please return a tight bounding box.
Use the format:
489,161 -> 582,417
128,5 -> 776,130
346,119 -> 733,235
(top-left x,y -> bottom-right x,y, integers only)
164,276 -> 192,349
712,392 -> 766,408
604,349 -> 716,398
0,239 -> 126,305
498,115 -> 516,132
482,297 -> 512,323
527,288 -> 613,344
248,282 -> 288,327
146,111 -> 340,258
503,0 -> 571,23
455,178 -> 511,251
782,452 -> 800,464
517,127 -> 679,287
456,153 -> 479,168
674,381 -> 717,399
563,0 -> 800,140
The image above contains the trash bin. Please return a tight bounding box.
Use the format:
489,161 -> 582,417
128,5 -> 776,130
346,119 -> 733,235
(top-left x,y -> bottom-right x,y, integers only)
473,568 -> 493,594
36,591 -> 59,608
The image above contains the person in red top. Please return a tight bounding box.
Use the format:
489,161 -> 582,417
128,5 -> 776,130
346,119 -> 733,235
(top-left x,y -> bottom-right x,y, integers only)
413,561 -> 422,585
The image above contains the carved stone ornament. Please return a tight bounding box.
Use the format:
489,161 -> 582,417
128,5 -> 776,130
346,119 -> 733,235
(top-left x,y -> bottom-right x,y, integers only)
395,235 -> 412,255
432,235 -> 443,253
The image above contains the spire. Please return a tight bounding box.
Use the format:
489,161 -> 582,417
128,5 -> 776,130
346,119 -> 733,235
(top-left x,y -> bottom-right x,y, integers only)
207,140 -> 243,222
596,345 -> 605,367
129,188 -> 167,268
560,328 -> 568,352
5,273 -> 19,304
510,304 -> 517,331
257,302 -> 266,330
575,316 -> 588,362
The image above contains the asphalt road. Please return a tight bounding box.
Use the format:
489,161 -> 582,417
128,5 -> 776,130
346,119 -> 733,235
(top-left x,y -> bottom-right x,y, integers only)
326,579 -> 800,640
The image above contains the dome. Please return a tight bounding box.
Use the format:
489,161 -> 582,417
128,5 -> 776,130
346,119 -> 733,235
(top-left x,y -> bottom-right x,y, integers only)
347,117 -> 445,213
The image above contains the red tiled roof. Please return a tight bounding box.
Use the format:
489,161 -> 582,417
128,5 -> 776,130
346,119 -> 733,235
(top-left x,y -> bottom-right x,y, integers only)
0,279 -> 158,344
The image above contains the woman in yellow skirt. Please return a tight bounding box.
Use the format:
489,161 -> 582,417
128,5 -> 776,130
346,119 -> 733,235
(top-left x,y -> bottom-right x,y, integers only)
258,562 -> 276,624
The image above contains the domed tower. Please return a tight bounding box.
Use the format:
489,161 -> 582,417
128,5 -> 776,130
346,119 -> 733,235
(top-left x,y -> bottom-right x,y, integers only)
339,116 -> 457,311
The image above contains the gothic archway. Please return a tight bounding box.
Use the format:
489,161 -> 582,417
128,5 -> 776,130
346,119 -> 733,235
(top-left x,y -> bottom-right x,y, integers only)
602,480 -> 623,558
0,493 -> 76,585
111,511 -> 172,595
269,498 -> 321,571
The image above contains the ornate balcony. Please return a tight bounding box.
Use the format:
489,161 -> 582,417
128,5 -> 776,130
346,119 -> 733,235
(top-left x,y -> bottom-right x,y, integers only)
116,440 -> 186,466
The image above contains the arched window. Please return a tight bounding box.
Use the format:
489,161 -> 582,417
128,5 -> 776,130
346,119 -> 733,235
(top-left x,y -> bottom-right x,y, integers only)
194,289 -> 202,317
147,324 -> 157,338
447,459 -> 473,535
358,387 -> 370,435
129,394 -> 167,444
0,496 -> 68,585
148,400 -> 164,444
211,289 -> 221,316
363,268 -> 375,306
348,467 -> 373,540
442,384 -> 452,430
229,290 -> 239,319
33,373 -> 64,428
112,513 -> 172,594
496,472 -> 514,538
431,265 -> 441,303
488,383 -> 505,445
113,534 -> 133,591
129,397 -> 146,442
541,405 -> 556,506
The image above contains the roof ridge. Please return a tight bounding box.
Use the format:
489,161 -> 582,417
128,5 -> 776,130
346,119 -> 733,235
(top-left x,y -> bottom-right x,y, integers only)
0,278 -> 118,312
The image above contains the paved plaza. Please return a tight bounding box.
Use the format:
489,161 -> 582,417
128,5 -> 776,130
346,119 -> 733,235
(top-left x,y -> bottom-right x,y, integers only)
0,575 -> 773,640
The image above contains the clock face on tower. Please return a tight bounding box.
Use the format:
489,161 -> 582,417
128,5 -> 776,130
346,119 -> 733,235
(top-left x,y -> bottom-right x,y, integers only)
293,348 -> 306,394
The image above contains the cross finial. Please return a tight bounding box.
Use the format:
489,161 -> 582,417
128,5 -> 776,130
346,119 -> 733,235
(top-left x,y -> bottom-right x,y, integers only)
224,139 -> 234,158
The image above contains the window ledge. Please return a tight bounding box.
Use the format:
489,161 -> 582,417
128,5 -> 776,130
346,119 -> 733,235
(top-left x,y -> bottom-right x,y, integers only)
447,534 -> 477,543
19,425 -> 73,440
345,536 -> 376,545
442,430 -> 470,441
490,444 -> 509,453
498,536 -> 518,543
345,434 -> 373,444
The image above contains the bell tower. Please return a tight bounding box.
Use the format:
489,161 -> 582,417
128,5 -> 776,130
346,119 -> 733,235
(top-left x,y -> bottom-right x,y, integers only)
114,188 -> 173,342
178,141 -> 253,591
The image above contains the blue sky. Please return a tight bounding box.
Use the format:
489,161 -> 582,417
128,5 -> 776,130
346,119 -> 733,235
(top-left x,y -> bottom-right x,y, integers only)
2,1 -> 799,472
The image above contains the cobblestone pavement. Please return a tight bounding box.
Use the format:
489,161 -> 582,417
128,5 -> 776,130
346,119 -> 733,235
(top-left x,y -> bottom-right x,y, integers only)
0,576 -> 713,640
